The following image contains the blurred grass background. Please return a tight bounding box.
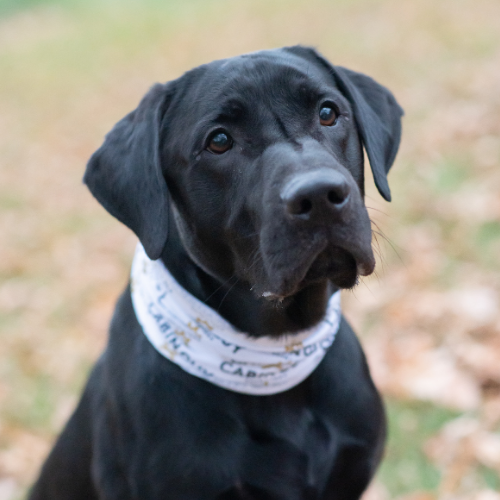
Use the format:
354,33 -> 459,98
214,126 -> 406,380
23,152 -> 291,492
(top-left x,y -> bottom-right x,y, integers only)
0,0 -> 499,498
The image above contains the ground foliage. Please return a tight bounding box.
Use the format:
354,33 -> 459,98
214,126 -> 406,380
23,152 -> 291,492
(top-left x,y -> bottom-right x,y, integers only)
0,0 -> 499,498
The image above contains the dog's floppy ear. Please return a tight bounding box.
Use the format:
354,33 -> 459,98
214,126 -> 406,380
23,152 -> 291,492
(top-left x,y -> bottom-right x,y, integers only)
330,66 -> 403,201
84,83 -> 172,259
285,46 -> 403,201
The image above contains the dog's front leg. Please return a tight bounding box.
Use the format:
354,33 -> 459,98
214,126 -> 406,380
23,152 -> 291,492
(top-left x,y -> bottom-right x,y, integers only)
28,371 -> 99,500
90,409 -> 135,500
320,433 -> 385,500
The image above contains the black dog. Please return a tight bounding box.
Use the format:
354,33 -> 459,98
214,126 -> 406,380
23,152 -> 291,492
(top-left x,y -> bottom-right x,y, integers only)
29,46 -> 402,500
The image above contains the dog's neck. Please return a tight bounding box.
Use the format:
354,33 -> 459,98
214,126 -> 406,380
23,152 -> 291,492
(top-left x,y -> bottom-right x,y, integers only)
160,224 -> 335,338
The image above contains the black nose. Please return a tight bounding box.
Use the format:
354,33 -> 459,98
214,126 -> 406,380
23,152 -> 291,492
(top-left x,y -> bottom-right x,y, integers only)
281,169 -> 351,221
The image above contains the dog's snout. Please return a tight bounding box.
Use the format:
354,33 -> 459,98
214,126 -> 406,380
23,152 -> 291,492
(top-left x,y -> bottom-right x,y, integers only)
281,169 -> 351,221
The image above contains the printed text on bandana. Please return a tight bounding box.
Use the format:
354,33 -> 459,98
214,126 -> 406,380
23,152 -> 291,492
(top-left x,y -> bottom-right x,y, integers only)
131,244 -> 341,395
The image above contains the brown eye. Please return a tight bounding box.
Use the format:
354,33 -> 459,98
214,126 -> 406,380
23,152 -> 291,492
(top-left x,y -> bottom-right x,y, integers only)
207,131 -> 233,154
319,105 -> 337,126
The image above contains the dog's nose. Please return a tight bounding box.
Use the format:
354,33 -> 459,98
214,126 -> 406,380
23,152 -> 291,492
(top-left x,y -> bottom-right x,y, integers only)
281,169 -> 351,221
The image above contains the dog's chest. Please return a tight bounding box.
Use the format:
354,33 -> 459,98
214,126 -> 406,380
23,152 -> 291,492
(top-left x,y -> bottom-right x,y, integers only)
138,382 -> 341,499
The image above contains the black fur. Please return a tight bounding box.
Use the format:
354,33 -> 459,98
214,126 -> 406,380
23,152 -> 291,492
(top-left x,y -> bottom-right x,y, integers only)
29,46 -> 403,500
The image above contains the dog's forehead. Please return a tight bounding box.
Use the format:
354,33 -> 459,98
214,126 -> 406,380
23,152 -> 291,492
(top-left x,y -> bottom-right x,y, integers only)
185,49 -> 335,111
217,49 -> 327,79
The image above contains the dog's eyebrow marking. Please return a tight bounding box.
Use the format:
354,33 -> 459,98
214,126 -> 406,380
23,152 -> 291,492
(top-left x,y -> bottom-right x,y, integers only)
274,113 -> 293,142
214,99 -> 246,122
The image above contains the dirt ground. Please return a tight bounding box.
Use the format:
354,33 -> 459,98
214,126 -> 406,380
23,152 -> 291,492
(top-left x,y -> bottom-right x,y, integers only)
0,0 -> 499,498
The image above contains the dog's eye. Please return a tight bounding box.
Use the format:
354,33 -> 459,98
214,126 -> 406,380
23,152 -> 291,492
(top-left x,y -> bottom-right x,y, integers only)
319,105 -> 338,126
207,131 -> 233,154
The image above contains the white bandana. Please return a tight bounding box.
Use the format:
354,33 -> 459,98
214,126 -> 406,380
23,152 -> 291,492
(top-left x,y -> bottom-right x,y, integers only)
131,243 -> 341,395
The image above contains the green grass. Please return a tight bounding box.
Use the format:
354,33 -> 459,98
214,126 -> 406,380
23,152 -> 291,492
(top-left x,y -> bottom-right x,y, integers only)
430,158 -> 471,194
474,221 -> 500,267
0,0 -> 184,18
0,0 -> 57,17
481,465 -> 500,491
3,375 -> 56,431
476,221 -> 500,248
379,399 -> 500,497
378,399 -> 459,496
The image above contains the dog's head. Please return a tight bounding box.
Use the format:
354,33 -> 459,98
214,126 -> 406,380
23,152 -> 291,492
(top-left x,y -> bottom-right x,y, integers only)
84,46 -> 402,300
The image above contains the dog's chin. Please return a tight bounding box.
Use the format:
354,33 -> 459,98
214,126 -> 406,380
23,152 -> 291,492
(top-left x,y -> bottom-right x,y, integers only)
301,247 -> 359,289
258,246 -> 375,301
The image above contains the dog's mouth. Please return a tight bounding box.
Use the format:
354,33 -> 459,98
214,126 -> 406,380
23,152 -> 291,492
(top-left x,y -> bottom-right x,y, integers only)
257,241 -> 375,301
302,246 -> 361,287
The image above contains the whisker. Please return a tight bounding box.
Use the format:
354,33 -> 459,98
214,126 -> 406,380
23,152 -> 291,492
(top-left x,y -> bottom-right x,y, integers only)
232,231 -> 260,242
372,229 -> 404,264
371,232 -> 386,271
366,206 -> 390,217
203,274 -> 237,303
356,276 -> 377,299
246,247 -> 263,273
368,216 -> 404,265
217,276 -> 240,311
